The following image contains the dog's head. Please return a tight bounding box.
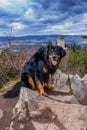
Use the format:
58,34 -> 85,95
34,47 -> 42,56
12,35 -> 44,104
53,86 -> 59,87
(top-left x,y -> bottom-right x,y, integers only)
38,44 -> 66,67
47,44 -> 66,67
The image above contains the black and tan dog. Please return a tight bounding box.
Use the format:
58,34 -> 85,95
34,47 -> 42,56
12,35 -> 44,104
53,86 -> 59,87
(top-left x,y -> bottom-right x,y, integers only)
3,44 -> 66,98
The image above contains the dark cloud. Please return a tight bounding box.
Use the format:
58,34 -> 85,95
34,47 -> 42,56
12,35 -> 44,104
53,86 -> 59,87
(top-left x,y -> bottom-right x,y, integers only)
32,0 -> 54,9
0,8 -> 21,20
32,0 -> 87,15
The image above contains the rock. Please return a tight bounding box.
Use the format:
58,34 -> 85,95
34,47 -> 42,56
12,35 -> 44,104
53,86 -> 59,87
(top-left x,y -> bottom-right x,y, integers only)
19,124 -> 25,130
52,69 -> 73,93
12,87 -> 47,120
0,109 -> 3,119
52,70 -> 87,105
1,69 -> 87,130
64,95 -> 79,104
9,121 -> 14,130
9,85 -> 87,130
71,74 -> 87,105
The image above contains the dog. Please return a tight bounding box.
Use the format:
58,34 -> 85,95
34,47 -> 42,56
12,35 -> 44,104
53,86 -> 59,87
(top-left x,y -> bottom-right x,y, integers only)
3,44 -> 66,98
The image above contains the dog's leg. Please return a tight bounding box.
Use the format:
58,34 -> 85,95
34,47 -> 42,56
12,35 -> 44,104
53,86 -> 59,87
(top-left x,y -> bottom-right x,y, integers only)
46,79 -> 54,89
28,76 -> 35,90
36,79 -> 47,96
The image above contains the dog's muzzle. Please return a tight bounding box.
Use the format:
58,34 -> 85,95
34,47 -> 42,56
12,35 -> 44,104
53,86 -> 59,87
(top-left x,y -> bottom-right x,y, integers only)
52,56 -> 58,66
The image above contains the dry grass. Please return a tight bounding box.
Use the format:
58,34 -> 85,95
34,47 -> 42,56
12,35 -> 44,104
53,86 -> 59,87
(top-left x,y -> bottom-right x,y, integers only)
0,48 -> 36,89
0,79 -> 19,95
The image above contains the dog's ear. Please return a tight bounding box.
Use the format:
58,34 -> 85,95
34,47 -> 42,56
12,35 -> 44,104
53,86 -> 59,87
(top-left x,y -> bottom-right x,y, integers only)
60,47 -> 66,57
38,46 -> 47,58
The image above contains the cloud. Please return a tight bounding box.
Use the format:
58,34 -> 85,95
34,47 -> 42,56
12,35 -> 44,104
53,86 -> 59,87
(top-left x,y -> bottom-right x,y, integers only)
0,0 -> 11,6
10,22 -> 25,30
0,0 -> 27,6
24,8 -> 35,21
0,0 -> 87,36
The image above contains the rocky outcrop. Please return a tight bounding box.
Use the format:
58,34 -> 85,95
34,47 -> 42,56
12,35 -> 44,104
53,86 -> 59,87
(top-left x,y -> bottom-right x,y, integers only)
7,87 -> 87,130
0,69 -> 87,130
52,70 -> 87,105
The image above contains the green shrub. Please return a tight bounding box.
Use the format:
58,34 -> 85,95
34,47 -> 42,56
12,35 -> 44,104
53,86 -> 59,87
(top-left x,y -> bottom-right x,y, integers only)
69,48 -> 87,77
59,47 -> 87,77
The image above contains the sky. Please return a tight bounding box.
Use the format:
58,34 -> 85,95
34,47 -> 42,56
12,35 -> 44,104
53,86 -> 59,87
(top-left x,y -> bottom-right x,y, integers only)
0,0 -> 87,36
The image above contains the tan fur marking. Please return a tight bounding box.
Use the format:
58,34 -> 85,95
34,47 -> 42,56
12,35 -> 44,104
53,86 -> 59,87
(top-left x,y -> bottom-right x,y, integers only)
36,79 -> 47,96
46,79 -> 54,89
28,76 -> 35,89
48,55 -> 52,64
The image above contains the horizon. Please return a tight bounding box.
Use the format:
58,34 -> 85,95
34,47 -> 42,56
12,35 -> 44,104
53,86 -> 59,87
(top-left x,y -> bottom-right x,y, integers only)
0,34 -> 84,38
0,0 -> 87,36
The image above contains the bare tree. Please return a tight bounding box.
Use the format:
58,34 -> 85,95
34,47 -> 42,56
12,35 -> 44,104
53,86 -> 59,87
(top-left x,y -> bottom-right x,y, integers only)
4,27 -> 13,48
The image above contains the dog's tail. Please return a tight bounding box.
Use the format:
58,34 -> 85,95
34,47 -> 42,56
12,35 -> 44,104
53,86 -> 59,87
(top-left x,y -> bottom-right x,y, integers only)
3,81 -> 27,98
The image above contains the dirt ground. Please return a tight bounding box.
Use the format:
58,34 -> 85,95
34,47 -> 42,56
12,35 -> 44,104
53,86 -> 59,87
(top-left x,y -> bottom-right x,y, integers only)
0,96 -> 18,130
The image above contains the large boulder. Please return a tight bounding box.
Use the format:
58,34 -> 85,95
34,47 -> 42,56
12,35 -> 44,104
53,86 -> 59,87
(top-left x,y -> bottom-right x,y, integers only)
7,87 -> 87,130
52,69 -> 73,93
71,74 -> 87,105
52,70 -> 87,105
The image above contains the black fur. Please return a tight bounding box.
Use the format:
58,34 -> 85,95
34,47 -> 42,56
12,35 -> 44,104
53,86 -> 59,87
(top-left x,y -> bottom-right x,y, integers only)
3,81 -> 27,98
3,44 -> 66,98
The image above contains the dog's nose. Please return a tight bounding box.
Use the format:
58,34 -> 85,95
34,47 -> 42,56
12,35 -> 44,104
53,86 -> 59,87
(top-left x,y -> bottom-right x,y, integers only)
53,56 -> 56,60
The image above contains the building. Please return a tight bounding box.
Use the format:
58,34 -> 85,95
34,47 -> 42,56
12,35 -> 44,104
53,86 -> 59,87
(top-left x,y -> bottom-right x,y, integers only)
56,36 -> 65,49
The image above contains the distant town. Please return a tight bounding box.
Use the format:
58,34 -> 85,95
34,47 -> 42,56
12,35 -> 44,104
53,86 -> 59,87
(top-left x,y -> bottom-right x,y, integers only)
0,35 -> 87,51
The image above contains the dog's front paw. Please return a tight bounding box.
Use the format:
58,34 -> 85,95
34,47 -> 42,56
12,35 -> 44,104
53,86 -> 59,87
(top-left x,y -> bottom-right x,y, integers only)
47,84 -> 54,89
39,89 -> 47,96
